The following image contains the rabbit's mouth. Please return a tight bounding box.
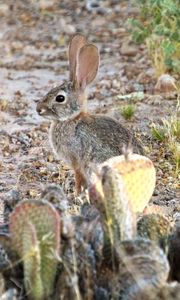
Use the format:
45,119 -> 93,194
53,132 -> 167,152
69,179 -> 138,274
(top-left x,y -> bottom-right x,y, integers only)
37,106 -> 59,120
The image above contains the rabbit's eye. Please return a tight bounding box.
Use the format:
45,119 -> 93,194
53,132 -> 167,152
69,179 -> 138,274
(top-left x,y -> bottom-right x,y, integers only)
55,94 -> 66,103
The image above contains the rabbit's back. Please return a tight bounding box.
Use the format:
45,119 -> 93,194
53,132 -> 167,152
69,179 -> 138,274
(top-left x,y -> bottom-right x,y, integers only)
76,114 -> 144,160
50,113 -> 143,171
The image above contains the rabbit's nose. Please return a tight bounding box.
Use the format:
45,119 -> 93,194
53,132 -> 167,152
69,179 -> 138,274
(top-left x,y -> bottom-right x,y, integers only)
36,103 -> 46,115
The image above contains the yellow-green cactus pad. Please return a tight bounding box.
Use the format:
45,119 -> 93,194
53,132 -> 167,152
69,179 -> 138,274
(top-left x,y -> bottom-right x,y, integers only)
100,154 -> 156,213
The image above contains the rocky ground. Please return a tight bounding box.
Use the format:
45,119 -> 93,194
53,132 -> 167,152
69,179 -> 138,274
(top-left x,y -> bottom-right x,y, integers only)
0,1 -> 179,223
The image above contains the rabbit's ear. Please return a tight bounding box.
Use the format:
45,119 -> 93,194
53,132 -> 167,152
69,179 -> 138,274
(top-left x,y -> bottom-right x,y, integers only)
69,34 -> 87,83
76,44 -> 99,91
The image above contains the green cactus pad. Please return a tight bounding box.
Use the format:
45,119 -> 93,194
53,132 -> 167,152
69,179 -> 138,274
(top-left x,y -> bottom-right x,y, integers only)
9,200 -> 60,300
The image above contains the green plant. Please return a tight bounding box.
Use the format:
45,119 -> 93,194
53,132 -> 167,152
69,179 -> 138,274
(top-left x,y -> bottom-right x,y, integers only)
152,114 -> 180,142
121,105 -> 135,120
151,124 -> 166,142
126,0 -> 180,74
9,200 -> 60,300
151,101 -> 180,174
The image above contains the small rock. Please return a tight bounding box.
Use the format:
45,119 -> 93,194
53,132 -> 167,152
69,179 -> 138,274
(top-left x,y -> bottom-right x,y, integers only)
0,4 -> 9,16
59,19 -> 76,35
11,41 -> 23,51
120,42 -> 138,56
40,0 -> 57,10
155,74 -> 177,93
153,189 -> 159,196
112,79 -> 121,89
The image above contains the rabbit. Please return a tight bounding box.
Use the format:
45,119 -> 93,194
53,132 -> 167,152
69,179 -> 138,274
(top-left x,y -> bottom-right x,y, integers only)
36,33 -> 144,194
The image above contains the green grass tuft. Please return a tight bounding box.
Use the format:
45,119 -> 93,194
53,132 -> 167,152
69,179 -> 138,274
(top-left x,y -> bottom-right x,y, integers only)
121,105 -> 135,120
151,100 -> 180,175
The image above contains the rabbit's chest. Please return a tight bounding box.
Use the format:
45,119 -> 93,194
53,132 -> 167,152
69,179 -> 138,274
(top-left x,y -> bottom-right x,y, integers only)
49,121 -> 79,165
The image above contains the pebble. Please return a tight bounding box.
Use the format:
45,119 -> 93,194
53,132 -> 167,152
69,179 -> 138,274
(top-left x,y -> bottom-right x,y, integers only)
120,42 -> 138,56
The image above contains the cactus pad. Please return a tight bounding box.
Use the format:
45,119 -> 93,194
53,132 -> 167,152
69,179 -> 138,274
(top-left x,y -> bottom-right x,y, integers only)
9,200 -> 60,300
100,154 -> 156,213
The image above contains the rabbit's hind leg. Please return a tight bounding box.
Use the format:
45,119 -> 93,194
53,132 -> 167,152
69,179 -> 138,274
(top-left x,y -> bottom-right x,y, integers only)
74,169 -> 87,195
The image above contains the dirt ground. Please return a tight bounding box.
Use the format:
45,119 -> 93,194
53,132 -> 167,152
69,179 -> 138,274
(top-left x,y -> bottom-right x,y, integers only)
0,0 -> 179,223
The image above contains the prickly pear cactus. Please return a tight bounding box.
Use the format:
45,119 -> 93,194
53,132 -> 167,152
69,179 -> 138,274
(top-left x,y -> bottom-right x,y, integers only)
101,153 -> 156,213
89,153 -> 156,243
22,221 -> 43,300
88,153 -> 156,268
100,165 -> 136,242
9,200 -> 60,300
